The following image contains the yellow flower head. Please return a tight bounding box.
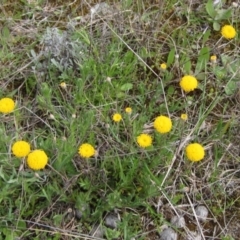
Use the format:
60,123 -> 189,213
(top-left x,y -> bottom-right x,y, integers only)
180,113 -> 188,121
137,133 -> 152,148
125,107 -> 132,114
160,63 -> 167,70
12,141 -> 31,158
210,55 -> 217,62
78,143 -> 95,158
180,75 -> 198,92
221,25 -> 236,39
27,150 -> 48,170
154,115 -> 172,134
0,98 -> 15,114
112,113 -> 122,122
60,82 -> 67,89
185,143 -> 205,162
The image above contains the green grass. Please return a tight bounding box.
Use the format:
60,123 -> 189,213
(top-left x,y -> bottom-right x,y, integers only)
1,0 -> 240,239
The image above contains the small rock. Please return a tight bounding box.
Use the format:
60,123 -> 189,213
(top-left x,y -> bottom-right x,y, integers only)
171,215 -> 186,228
195,205 -> 208,222
74,209 -> 82,220
160,228 -> 177,240
105,213 -> 119,229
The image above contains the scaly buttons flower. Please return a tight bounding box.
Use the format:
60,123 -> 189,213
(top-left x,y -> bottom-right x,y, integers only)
125,107 -> 132,114
0,98 -> 15,114
160,63 -> 167,70
154,115 -> 172,133
12,141 -> 31,158
137,133 -> 152,148
27,150 -> 48,170
210,55 -> 217,63
60,82 -> 67,89
180,114 -> 188,121
185,143 -> 205,162
221,25 -> 236,39
78,143 -> 95,158
112,113 -> 122,122
180,75 -> 198,92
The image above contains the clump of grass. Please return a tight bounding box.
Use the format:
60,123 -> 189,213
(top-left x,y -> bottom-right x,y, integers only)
1,0 -> 240,239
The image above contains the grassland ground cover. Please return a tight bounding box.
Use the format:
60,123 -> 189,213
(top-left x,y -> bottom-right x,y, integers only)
0,0 -> 240,239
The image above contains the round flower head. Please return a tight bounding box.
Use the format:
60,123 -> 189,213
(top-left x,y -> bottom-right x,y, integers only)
180,75 -> 198,92
112,113 -> 122,122
221,25 -> 236,39
60,82 -> 67,89
210,55 -> 217,62
154,115 -> 172,133
78,143 -> 95,158
12,141 -> 31,158
125,107 -> 132,114
185,143 -> 205,162
27,150 -> 48,170
180,114 -> 188,121
137,133 -> 152,148
160,63 -> 167,70
0,98 -> 15,114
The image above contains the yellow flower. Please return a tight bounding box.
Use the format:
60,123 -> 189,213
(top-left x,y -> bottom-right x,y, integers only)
154,115 -> 172,133
27,150 -> 48,170
112,113 -> 122,122
60,82 -> 67,89
78,143 -> 95,158
180,75 -> 198,92
160,63 -> 167,70
180,114 -> 188,121
0,98 -> 15,114
185,143 -> 205,162
210,55 -> 217,63
137,134 -> 152,148
221,25 -> 236,39
125,107 -> 132,114
12,141 -> 31,158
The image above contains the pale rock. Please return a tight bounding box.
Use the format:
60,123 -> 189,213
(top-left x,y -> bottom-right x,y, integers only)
160,228 -> 177,240
195,205 -> 208,222
171,215 -> 186,228
105,213 -> 119,229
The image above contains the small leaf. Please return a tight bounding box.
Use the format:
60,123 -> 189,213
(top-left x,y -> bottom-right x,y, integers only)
167,48 -> 175,66
120,83 -> 133,91
202,29 -> 211,44
206,0 -> 216,18
227,60 -> 240,76
116,92 -> 125,98
215,9 -> 232,21
213,21 -> 220,31
167,86 -> 175,96
214,66 -> 226,79
225,80 -> 237,95
2,26 -> 10,39
51,58 -> 63,71
195,47 -> 210,74
183,56 -> 191,74
220,54 -> 231,66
